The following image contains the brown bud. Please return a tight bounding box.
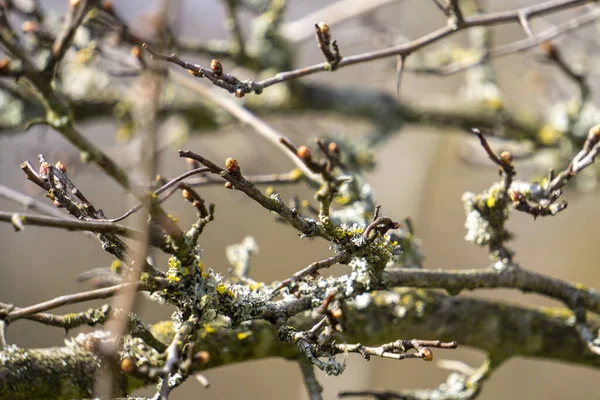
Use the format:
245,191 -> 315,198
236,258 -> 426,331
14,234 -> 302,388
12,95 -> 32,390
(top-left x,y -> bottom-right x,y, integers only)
391,221 -> 400,230
588,124 -> 600,139
53,200 -> 63,208
21,21 -> 38,33
540,41 -> 558,59
101,0 -> 114,13
225,157 -> 239,173
297,146 -> 312,161
421,348 -> 433,361
188,69 -> 201,77
55,161 -> 67,173
193,350 -> 211,364
39,162 -> 49,176
0,59 -> 9,71
328,142 -> 339,154
131,46 -> 141,59
224,182 -> 233,189
182,188 -> 192,200
510,191 -> 523,203
317,22 -> 330,36
331,308 -> 343,319
235,88 -> 245,98
500,151 -> 513,164
120,357 -> 136,374
70,0 -> 81,7
210,59 -> 222,76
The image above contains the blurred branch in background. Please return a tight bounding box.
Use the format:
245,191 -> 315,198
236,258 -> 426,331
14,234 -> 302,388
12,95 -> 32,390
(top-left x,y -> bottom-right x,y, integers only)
1,0 -> 600,399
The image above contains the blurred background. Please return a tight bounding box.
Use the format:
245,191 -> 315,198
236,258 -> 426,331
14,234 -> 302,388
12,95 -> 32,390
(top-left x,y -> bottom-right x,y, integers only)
1,0 -> 600,398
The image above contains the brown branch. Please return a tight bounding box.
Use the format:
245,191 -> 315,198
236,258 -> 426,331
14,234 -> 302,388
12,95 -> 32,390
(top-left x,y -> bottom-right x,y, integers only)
298,359 -> 323,400
334,339 -> 458,361
271,252 -> 349,295
145,0 -> 591,98
1,282 -> 155,322
409,7 -> 600,76
178,150 -> 327,238
382,267 -> 600,314
0,211 -> 145,239
43,0 -> 97,77
253,0 -> 591,92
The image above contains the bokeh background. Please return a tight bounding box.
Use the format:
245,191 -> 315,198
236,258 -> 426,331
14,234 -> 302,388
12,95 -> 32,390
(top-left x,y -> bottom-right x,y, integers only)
1,0 -> 600,399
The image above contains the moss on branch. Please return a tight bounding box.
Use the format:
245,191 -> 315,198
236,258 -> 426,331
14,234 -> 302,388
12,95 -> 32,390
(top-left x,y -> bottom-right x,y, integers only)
1,290 -> 598,400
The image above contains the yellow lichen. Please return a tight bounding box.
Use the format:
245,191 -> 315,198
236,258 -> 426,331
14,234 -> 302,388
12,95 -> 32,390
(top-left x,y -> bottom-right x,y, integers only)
151,320 -> 174,339
237,331 -> 252,340
110,260 -> 121,273
200,324 -> 216,339
290,169 -> 303,181
334,195 -> 352,205
216,284 -> 227,295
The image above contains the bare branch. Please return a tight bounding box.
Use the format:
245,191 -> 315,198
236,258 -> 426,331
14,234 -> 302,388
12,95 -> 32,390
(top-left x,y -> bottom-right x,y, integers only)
0,211 -> 145,239
1,282 -> 159,322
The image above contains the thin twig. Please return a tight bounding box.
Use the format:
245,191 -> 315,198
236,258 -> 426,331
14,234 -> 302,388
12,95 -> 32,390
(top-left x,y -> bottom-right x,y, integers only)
2,282 -> 154,322
253,0 -> 591,91
43,0 -> 96,77
335,339 -> 458,361
298,359 -> 323,400
168,72 -> 323,185
271,252 -> 349,295
410,7 -> 600,76
0,211 -> 145,239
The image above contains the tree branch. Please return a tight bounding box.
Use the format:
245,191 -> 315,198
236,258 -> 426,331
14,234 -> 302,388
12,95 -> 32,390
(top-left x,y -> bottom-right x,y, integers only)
2,290 -> 599,399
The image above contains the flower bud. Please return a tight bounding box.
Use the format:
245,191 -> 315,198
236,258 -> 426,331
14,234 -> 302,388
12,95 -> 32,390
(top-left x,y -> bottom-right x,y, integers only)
510,191 -> 524,203
235,88 -> 245,98
317,22 -> 330,36
55,161 -> 67,173
225,157 -> 239,173
297,146 -> 312,161
193,350 -> 211,364
328,142 -> 339,154
210,59 -> 223,76
500,151 -> 513,164
120,357 -> 136,374
421,348 -> 433,361
39,162 -> 49,176
540,41 -> 558,59
131,46 -> 141,59
588,124 -> 600,139
21,21 -> 38,33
